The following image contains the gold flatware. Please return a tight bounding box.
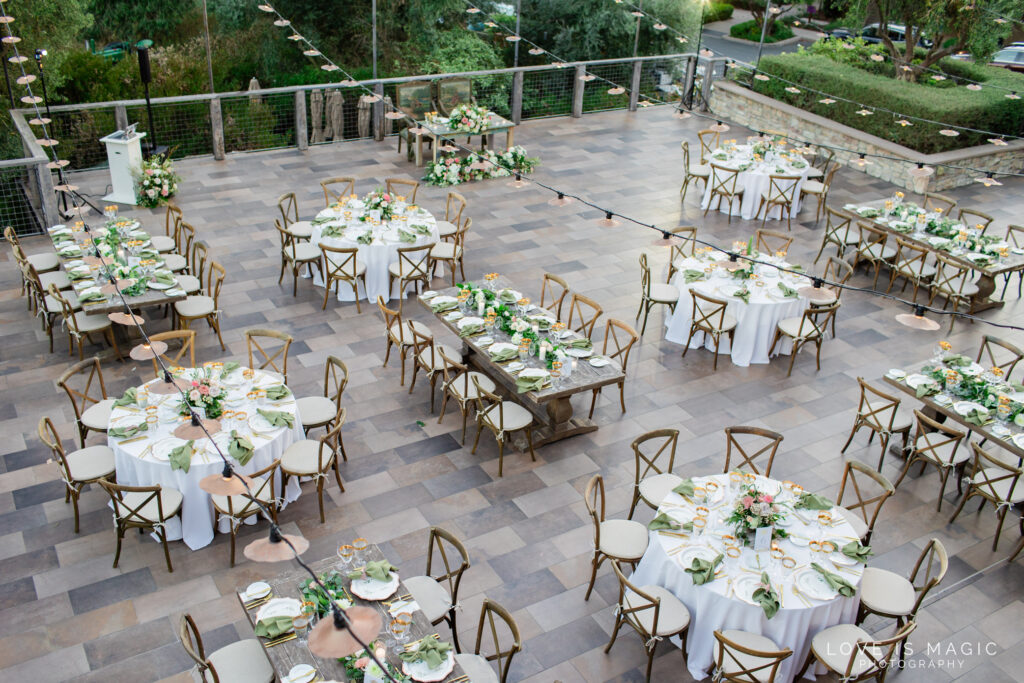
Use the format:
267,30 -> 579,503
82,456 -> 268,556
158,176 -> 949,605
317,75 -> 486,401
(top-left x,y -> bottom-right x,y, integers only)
657,530 -> 690,539
244,594 -> 273,609
118,435 -> 149,445
264,633 -> 296,648
667,544 -> 689,556
792,584 -> 813,608
404,633 -> 440,650
448,676 -> 469,683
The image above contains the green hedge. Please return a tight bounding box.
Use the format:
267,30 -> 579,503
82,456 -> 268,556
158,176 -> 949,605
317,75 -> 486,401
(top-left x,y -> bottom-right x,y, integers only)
703,3 -> 734,23
735,53 -> 1024,153
730,19 -> 795,43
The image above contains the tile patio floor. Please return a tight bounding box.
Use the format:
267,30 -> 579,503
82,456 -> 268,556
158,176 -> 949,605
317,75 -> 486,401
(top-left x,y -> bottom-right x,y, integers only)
2,106 -> 1023,682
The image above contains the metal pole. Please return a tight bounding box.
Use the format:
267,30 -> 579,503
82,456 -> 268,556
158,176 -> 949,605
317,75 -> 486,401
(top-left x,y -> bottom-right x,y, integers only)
0,44 -> 14,108
755,0 -> 772,73
143,81 -> 157,152
202,0 -> 215,94
513,0 -> 522,67
372,0 -> 378,80
695,0 -> 706,57
633,0 -> 643,57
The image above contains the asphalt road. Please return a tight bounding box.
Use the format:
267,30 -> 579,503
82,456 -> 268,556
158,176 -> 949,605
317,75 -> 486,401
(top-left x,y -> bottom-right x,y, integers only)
699,27 -> 819,65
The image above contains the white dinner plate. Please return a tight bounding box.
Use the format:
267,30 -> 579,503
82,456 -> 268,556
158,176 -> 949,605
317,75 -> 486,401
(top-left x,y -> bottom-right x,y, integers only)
150,437 -> 187,462
787,534 -> 811,548
885,369 -> 906,380
402,650 -> 455,682
934,394 -> 953,406
249,413 -> 283,432
147,280 -> 174,290
428,295 -> 457,307
519,368 -> 550,379
420,290 -> 439,299
731,574 -> 761,605
741,551 -> 770,572
565,348 -> 593,358
677,546 -> 718,570
959,363 -> 985,377
589,356 -> 612,368
557,330 -> 575,340
457,316 -> 484,330
349,572 -> 400,601
905,374 -> 933,389
953,401 -> 987,417
831,548 -> 858,567
496,288 -> 522,304
488,342 -> 518,354
506,361 -> 525,372
255,371 -> 284,385
242,581 -> 272,601
795,568 -> 837,601
255,597 -> 302,624
1013,434 -> 1024,449
444,311 -> 463,321
476,336 -> 494,346
285,664 -> 317,683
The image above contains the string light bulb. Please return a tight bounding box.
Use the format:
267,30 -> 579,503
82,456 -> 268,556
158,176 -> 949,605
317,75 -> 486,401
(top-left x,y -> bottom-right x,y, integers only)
853,153 -> 871,168
244,525 -> 310,562
598,211 -> 619,228
508,172 -> 527,188
308,606 -> 382,658
895,304 -> 941,331
651,230 -> 673,247
976,173 -> 1002,187
548,192 -> 573,207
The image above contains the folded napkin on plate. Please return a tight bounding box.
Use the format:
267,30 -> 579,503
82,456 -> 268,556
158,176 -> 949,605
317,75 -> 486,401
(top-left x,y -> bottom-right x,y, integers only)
942,353 -> 972,367
257,408 -> 294,428
964,406 -> 989,426
516,373 -> 547,393
311,215 -> 335,225
795,492 -> 834,510
78,287 -> 106,302
648,512 -> 682,531
221,361 -> 240,376
169,440 -> 194,473
411,223 -> 432,235
356,231 -> 373,245
568,338 -> 592,350
321,224 -> 344,238
59,246 -> 82,256
811,562 -> 855,597
113,387 -> 137,407
139,248 -> 159,258
685,552 -> 723,585
458,323 -> 483,338
152,271 -> 176,286
265,385 -> 292,401
254,615 -> 294,639
672,478 -> 695,498
841,540 -> 873,562
397,229 -> 417,243
489,346 -> 518,362
349,559 -> 397,583
68,267 -> 92,280
790,264 -> 804,272
777,282 -> 800,298
430,299 -> 458,313
51,232 -> 74,244
890,222 -> 914,234
734,287 -> 750,304
916,382 -> 940,398
683,269 -> 705,283
752,572 -> 781,619
498,289 -> 519,304
229,430 -> 255,466
791,161 -> 807,169
399,635 -> 452,670
108,422 -> 148,439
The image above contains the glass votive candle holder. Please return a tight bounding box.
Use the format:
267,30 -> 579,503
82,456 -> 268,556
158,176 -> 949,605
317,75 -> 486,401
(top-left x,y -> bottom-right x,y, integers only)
781,556 -> 797,570
726,546 -> 741,559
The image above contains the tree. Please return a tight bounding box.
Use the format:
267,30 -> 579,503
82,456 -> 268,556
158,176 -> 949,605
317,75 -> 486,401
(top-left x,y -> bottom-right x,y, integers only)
748,1 -> 802,39
8,0 -> 93,91
842,0 -> 1022,81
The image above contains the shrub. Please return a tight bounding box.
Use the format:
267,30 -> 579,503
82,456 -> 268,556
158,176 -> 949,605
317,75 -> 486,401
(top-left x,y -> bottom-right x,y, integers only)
732,52 -> 1024,153
730,19 -> 795,43
703,3 -> 734,23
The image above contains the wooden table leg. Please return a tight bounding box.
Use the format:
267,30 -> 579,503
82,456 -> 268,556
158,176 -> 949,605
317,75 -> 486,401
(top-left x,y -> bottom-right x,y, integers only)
506,128 -> 514,151
431,133 -> 439,165
970,273 -> 1005,312
415,132 -> 423,167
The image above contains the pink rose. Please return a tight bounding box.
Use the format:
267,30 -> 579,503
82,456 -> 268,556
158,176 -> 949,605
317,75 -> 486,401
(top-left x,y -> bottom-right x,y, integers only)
161,188 -> 168,196
199,385 -> 210,395
145,169 -> 154,175
354,657 -> 369,669
383,193 -> 391,201
741,496 -> 754,509
759,494 -> 773,504
191,380 -> 199,387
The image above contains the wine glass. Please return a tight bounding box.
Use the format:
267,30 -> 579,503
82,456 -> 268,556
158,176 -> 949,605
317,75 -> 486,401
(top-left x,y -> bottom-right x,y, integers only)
352,537 -> 369,565
550,361 -> 562,389
389,613 -> 412,654
337,544 -> 355,569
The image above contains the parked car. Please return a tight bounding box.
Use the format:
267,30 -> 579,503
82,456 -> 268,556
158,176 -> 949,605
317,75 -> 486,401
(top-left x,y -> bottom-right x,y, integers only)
828,23 -> 932,48
989,45 -> 1024,72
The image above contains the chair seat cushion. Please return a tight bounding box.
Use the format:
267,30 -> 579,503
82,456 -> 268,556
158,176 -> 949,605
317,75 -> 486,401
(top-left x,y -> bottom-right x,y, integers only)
973,467 -> 1024,503
287,221 -> 313,239
777,317 -> 822,341
116,487 -> 184,522
811,624 -> 886,679
67,445 -> 116,481
836,507 -> 869,539
689,164 -> 711,178
281,440 -> 331,476
288,243 -> 321,263
150,235 -> 176,252
26,252 -> 60,272
388,260 -> 428,279
802,180 -> 825,194
45,290 -> 80,313
40,270 -> 71,291
175,295 -> 215,318
938,277 -> 979,297
162,254 -> 187,272
860,567 -> 916,617
206,638 -> 275,683
296,396 -> 337,428
833,230 -> 860,246
859,243 -> 897,262
698,313 -> 738,334
389,320 -> 432,346
714,629 -> 783,681
417,344 -> 461,371
481,400 -> 533,432
447,372 -> 496,401
639,473 -> 684,506
436,220 -> 458,237
649,283 -> 680,304
914,434 -> 967,466
454,654 -> 498,683
405,575 -> 452,622
897,262 -> 936,279
82,398 -> 116,431
598,519 -> 649,560
624,585 -> 690,636
175,274 -> 201,294
324,256 -> 367,278
74,311 -> 112,334
430,242 -> 462,260
806,166 -> 824,178
212,476 -> 274,515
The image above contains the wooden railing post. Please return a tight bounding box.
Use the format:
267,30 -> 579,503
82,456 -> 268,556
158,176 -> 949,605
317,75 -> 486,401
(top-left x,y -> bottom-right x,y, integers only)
629,60 -> 642,111
209,97 -> 225,160
373,83 -> 385,141
295,90 -> 308,150
511,70 -> 523,124
572,65 -> 585,118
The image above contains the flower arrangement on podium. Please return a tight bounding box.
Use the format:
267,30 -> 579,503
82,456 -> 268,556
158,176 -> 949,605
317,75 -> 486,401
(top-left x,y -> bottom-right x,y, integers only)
424,145 -> 539,187
135,153 -> 181,208
448,103 -> 491,134
178,371 -> 225,419
362,188 -> 397,221
726,481 -> 788,546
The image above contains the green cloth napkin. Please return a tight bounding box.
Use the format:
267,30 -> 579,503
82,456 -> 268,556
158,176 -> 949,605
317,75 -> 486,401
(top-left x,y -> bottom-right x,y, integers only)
51,232 -> 73,244
399,635 -> 453,670
68,267 -> 92,280
791,161 -> 806,169
321,224 -> 344,238
348,559 -> 397,583
356,231 -> 373,245
498,289 -> 519,303
265,385 -> 291,401
257,408 -> 295,428
528,316 -> 552,330
568,338 -> 593,350
811,562 -> 856,597
752,572 -> 781,619
964,407 -> 989,426
489,347 -> 518,362
683,269 -> 705,284
685,552 -> 723,585
152,271 -> 176,286
777,282 -> 799,298
790,264 -> 804,272
516,374 -> 547,393
430,299 -> 458,313
458,323 -> 483,338
942,353 -> 972,367
113,388 -> 137,407
254,615 -> 294,639
311,215 -> 335,225
411,223 -> 432,235
795,492 -> 834,510
841,540 -> 873,562
108,422 -> 148,439
916,382 -> 940,398
221,361 -> 240,377
169,440 -> 194,473
672,478 -> 695,498
648,512 -> 681,531
228,430 -> 255,466
78,288 -> 106,302
734,287 -> 750,304
398,229 -> 417,243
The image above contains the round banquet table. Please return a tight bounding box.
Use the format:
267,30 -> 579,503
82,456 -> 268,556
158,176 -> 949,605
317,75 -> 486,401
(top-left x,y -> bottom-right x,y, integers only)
701,145 -> 811,221
664,254 -> 809,367
630,473 -> 864,683
108,365 -> 303,550
309,199 -> 438,304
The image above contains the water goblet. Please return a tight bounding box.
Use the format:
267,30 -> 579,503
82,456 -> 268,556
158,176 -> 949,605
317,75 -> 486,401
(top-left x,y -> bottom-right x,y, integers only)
550,361 -> 562,389
518,343 -> 529,363
352,537 -> 369,564
389,613 -> 412,654
337,544 -> 355,569
691,516 -> 707,540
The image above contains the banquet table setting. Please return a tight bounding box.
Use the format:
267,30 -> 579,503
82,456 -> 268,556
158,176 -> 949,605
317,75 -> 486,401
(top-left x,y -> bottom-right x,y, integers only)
663,246 -> 813,367
309,193 -> 438,303
107,362 -> 303,549
701,140 -> 812,220
631,472 -> 865,683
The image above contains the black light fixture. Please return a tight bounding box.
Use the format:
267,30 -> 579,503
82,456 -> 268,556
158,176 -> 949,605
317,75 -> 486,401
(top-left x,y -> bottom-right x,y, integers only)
896,304 -> 941,331
598,211 -> 619,228
33,49 -> 50,121
548,192 -> 573,207
136,39 -> 166,158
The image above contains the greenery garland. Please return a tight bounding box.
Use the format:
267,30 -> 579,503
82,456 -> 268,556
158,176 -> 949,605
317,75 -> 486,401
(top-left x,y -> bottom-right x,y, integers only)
424,145 -> 538,187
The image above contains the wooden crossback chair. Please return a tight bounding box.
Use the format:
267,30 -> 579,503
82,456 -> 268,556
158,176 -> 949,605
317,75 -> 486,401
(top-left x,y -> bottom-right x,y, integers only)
628,428 -> 681,519
836,460 -> 894,544
755,228 -> 793,255
38,416 -> 115,534
566,292 -> 603,338
797,621 -> 915,682
1001,224 -> 1024,298
976,334 -> 1023,377
723,426 -> 783,477
666,226 -> 698,284
636,252 -> 678,335
176,261 -> 226,351
589,318 -> 638,419
388,243 -> 432,310
713,630 -> 792,683
923,191 -> 956,214
768,302 -> 840,377
463,599 -> 522,683
57,356 -> 111,448
277,191 -> 312,240
696,129 -> 720,163
853,221 -> 895,288
949,442 -> 1024,551
540,272 -> 570,318
894,410 -> 966,511
99,479 -> 182,573
246,328 -> 293,383
583,474 -> 649,601
320,176 -> 355,206
148,330 -> 197,377
679,141 -> 710,203
320,244 -> 366,312
928,253 -> 978,331
406,526 -> 471,652
886,237 -> 934,301
705,163 -> 744,223
179,613 -> 274,683
385,177 -> 419,203
957,207 -> 994,235
755,174 -> 802,230
841,377 -> 911,471
682,290 -> 736,371
814,205 -> 858,263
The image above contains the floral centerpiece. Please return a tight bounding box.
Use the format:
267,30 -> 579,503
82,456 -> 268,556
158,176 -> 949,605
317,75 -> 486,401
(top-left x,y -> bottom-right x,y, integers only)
424,146 -> 539,187
922,348 -> 1024,423
448,103 -> 491,134
340,643 -> 408,682
299,570 -> 352,617
178,371 -> 225,419
726,481 -> 788,545
135,153 -> 181,208
362,188 -> 397,221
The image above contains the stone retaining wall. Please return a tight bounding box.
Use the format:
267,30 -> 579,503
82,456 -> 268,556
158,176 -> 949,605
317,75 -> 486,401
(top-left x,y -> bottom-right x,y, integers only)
709,80 -> 1024,192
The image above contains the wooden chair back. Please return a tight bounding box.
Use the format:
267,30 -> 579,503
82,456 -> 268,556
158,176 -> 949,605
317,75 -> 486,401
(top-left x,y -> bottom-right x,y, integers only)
584,474 -> 607,549
690,289 -> 729,333
377,296 -> 401,337
854,377 -> 904,436
47,284 -> 81,336
438,346 -> 473,400
277,191 -> 302,228
540,272 -> 569,318
836,460 -> 894,542
763,174 -> 802,208
856,221 -> 889,259
395,80 -> 434,119
838,622 -> 916,681
385,177 -> 419,203
220,459 -> 279,518
609,559 -> 663,642
708,163 -> 742,198
666,226 -> 699,283
639,252 -> 653,301
100,479 -> 167,529
892,237 -> 931,278
207,262 -> 226,308
176,221 -> 196,257
149,330 -> 197,376
566,292 -> 603,338
905,539 -> 947,618
932,253 -> 972,298
724,426 -> 783,477
321,244 -> 361,282
923,192 -> 956,214
755,229 -> 793,255
823,256 -> 854,291
600,319 -> 638,374
396,243 -> 431,278
57,356 -> 107,422
38,416 -> 73,483
911,409 -> 964,465
165,204 -> 182,238
323,355 -> 350,404
789,302 -> 839,339
472,599 -> 521,683
320,176 -> 355,206
436,77 -> 474,116
178,613 -> 219,683
313,414 -> 345,474
445,191 -> 467,224
697,129 -> 720,163
976,335 -> 1023,376
681,140 -> 694,170
713,630 -> 792,683
632,429 -> 679,485
1006,224 -> 1024,248
967,441 -> 1023,505
957,207 -> 994,235
190,240 -> 210,285
471,374 -> 510,430
245,328 -> 294,383
424,526 -> 471,608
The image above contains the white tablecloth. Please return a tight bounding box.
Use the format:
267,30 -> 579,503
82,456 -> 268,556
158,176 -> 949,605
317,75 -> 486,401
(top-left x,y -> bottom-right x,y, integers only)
701,145 -> 810,220
309,200 -> 438,303
631,473 -> 864,682
664,255 -> 808,367
109,366 -> 303,550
